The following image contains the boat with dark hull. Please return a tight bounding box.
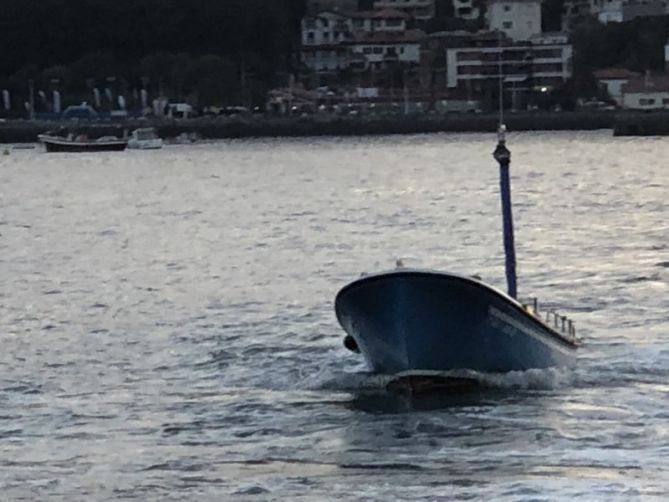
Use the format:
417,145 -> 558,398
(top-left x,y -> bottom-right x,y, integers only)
336,269 -> 578,375
38,133 -> 127,153
334,125 -> 580,384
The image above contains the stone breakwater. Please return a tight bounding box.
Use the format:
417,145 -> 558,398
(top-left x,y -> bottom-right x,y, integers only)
0,110 -> 644,143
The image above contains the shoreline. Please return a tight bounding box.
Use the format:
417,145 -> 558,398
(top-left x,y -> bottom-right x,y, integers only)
1,110 -> 666,143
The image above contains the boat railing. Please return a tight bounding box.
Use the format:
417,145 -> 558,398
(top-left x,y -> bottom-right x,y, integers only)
520,297 -> 577,341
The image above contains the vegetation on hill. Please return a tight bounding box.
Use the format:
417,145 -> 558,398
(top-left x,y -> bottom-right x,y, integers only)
0,0 -> 667,111
0,0 -> 305,110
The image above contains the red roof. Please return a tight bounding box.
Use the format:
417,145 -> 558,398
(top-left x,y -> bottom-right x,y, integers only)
351,8 -> 410,19
348,29 -> 425,44
301,44 -> 346,51
622,76 -> 669,93
593,68 -> 641,80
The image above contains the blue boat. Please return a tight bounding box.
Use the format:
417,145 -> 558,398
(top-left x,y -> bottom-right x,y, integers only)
335,268 -> 578,375
334,126 -> 580,379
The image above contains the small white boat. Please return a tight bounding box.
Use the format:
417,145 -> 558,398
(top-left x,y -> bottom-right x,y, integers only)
127,127 -> 163,149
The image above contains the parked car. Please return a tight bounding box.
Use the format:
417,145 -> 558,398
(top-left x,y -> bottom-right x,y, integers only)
62,104 -> 98,119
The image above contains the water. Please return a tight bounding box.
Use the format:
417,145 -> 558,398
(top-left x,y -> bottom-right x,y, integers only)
1,131 -> 667,500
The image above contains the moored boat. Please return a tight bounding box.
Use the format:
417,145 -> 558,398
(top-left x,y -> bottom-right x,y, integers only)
127,127 -> 163,149
38,132 -> 127,152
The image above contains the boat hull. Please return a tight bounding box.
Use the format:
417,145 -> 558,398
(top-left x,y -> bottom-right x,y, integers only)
39,135 -> 127,153
335,270 -> 577,375
127,139 -> 163,150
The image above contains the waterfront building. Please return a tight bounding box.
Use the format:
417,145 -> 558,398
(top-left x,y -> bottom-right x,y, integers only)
487,0 -> 542,42
300,8 -> 424,80
445,33 -> 572,108
301,11 -> 352,46
621,75 -> 669,110
593,68 -> 641,105
372,0 -> 436,21
350,9 -> 410,32
349,29 -> 425,71
301,11 -> 353,74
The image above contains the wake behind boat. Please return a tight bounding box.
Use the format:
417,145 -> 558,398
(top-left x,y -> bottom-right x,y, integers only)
334,125 -> 581,384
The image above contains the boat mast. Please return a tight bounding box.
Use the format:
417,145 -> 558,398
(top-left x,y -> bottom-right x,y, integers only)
493,32 -> 518,299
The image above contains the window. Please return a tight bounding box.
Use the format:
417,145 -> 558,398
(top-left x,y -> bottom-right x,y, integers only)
323,32 -> 330,41
502,21 -> 513,29
307,32 -> 315,42
374,47 -> 383,54
363,47 -> 372,54
663,98 -> 669,105
504,5 -> 511,11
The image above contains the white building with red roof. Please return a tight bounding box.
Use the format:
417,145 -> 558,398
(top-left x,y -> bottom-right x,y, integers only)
350,9 -> 411,33
593,68 -> 642,106
621,75 -> 669,110
300,8 -> 425,74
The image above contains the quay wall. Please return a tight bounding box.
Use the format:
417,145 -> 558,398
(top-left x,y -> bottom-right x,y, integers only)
0,111 -> 634,143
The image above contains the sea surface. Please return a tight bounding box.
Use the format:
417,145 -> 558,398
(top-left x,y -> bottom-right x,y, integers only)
1,131 -> 668,501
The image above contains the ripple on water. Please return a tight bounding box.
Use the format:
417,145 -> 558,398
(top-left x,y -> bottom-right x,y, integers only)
0,133 -> 668,499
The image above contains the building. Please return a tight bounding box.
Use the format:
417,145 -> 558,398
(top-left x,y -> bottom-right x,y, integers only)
300,9 -> 424,78
621,75 -> 669,110
561,0 -> 591,30
453,0 -> 481,20
487,0 -> 542,42
620,0 -> 664,21
445,34 -> 572,107
589,0 -> 625,22
301,11 -> 352,46
564,0 -> 666,26
301,11 -> 353,73
593,68 -> 641,105
372,0 -> 436,21
350,9 -> 410,32
349,29 -> 424,72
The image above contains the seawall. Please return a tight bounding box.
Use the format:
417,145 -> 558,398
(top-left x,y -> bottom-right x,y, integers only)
0,111 -> 623,143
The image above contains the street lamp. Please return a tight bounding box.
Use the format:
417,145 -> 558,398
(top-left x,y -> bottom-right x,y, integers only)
28,79 -> 35,120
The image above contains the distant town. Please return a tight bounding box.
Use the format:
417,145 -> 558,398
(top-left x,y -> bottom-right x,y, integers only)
2,0 -> 669,121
